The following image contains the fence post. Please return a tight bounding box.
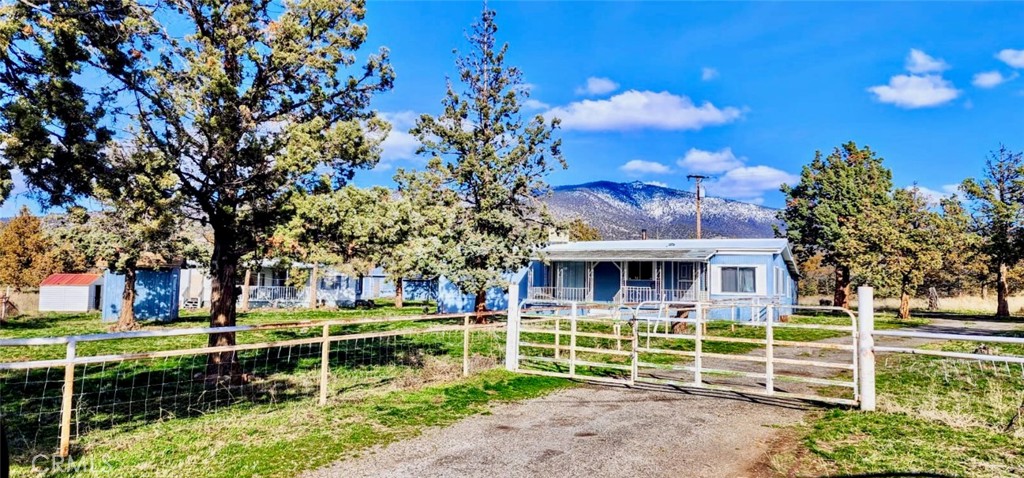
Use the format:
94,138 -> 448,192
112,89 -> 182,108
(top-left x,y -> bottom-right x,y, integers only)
569,302 -> 577,378
630,318 -> 638,386
554,318 -> 561,359
693,302 -> 703,386
858,286 -> 876,411
319,324 -> 330,406
765,304 -> 774,395
504,283 -> 521,371
463,314 -> 471,377
58,339 -> 76,457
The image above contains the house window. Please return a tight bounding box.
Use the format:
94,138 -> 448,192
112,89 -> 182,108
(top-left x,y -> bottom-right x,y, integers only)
720,267 -> 756,294
627,262 -> 653,281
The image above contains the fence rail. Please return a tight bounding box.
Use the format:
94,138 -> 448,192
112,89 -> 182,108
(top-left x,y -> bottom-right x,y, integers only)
510,298 -> 860,407
0,312 -> 507,459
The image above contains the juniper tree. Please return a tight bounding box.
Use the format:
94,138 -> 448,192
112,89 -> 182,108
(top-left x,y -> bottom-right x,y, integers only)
851,187 -> 943,319
0,206 -> 56,289
566,218 -> 601,241
403,7 -> 564,311
961,145 -> 1024,317
778,142 -> 893,308
1,0 -> 393,376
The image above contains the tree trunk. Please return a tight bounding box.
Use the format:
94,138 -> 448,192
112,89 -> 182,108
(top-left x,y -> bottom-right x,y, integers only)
833,266 -> 851,309
982,284 -> 989,300
898,291 -> 911,320
113,268 -> 140,331
997,262 -> 1010,318
474,289 -> 487,323
206,239 -> 243,381
240,269 -> 251,312
308,263 -> 319,308
394,278 -> 404,308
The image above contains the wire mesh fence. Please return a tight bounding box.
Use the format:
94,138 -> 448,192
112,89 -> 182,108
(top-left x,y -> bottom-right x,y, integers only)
0,313 -> 507,463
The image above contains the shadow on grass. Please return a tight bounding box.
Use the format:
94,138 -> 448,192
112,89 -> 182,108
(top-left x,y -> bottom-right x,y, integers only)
0,332 -> 459,462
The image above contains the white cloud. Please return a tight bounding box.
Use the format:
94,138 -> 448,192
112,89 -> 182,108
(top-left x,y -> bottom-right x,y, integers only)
997,49 -> 1024,69
677,147 -> 745,174
379,111 -> 421,162
546,90 -> 743,131
868,74 -> 960,108
620,159 -> 672,175
701,67 -> 719,81
906,49 -> 950,74
644,181 -> 669,188
941,184 -> 961,195
522,98 -> 550,110
972,71 -> 1018,89
708,166 -> 798,202
908,185 -> 948,204
575,77 -> 619,96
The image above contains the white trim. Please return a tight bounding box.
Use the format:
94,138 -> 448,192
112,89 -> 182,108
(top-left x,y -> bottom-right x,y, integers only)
710,264 -> 767,296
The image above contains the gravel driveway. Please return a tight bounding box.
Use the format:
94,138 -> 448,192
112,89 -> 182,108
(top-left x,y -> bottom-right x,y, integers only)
304,315 -> 1023,478
303,385 -> 806,478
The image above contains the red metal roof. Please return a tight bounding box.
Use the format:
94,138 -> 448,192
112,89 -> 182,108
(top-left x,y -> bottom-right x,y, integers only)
40,273 -> 102,286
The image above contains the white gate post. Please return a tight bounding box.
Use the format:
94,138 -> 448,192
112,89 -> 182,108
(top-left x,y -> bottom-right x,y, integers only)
765,304 -> 774,395
857,286 -> 876,411
505,282 -> 521,371
693,302 -> 703,386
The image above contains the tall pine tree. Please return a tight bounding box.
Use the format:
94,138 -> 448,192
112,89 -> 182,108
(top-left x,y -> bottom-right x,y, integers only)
402,7 -> 564,312
778,142 -> 893,308
961,145 -> 1024,317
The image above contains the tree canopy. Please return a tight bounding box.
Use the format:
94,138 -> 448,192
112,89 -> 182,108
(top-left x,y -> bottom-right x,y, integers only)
400,7 -> 564,310
778,141 -> 893,308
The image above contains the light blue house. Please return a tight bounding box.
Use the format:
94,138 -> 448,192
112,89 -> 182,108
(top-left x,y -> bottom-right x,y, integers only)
526,238 -> 799,319
437,238 -> 799,318
101,268 -> 181,322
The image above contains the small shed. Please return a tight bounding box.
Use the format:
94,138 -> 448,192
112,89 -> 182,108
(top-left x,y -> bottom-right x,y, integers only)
38,273 -> 104,312
101,268 -> 181,322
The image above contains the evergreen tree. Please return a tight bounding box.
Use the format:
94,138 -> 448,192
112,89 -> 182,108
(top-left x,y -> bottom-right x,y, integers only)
778,142 -> 893,308
1,0 -> 393,377
961,145 -> 1024,317
851,187 -> 943,319
403,7 -> 564,312
0,206 -> 55,289
566,218 -> 601,241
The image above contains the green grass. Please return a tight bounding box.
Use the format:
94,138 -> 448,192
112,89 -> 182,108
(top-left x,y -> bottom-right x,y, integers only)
16,370 -> 573,478
1,300 -> 523,473
0,300 -> 439,362
784,350 -> 1024,477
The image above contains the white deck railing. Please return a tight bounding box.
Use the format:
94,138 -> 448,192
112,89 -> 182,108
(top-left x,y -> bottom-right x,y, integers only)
618,286 -> 709,303
527,286 -> 589,302
248,286 -> 306,304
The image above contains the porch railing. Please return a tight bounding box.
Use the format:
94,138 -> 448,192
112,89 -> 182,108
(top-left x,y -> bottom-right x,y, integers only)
617,286 -> 709,303
527,286 -> 588,302
247,286 -> 306,305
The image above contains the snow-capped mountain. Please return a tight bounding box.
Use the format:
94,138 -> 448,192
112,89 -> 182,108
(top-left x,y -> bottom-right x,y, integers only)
545,181 -> 781,240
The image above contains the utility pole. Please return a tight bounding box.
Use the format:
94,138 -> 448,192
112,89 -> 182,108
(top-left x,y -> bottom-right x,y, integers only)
687,175 -> 708,239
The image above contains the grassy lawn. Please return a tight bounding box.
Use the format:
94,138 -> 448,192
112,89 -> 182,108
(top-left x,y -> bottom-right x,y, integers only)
18,370 -> 573,478
0,300 -> 442,362
1,301 -> 544,477
774,336 -> 1024,477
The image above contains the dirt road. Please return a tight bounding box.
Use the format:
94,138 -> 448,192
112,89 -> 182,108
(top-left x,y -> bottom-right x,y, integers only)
304,385 -> 807,478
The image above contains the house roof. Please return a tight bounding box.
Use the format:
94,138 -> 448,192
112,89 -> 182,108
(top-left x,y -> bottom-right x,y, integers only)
537,239 -> 799,276
40,273 -> 103,286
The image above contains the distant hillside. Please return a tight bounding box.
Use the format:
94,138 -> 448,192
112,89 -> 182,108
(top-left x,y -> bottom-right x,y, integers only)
545,181 -> 781,240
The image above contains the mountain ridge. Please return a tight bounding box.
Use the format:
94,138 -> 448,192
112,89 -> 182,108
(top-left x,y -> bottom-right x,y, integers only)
544,180 -> 781,240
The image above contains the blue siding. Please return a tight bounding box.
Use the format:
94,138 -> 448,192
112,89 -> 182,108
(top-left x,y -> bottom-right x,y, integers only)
102,269 -> 180,322
437,268 -> 529,313
593,262 -> 619,302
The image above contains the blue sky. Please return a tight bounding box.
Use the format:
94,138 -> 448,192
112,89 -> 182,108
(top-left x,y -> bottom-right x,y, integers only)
3,1 -> 1023,215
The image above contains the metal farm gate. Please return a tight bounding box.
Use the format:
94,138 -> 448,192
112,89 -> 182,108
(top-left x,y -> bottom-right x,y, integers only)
508,298 -> 861,406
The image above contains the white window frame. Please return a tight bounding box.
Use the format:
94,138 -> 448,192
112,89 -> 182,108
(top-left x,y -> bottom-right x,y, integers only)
709,264 -> 767,296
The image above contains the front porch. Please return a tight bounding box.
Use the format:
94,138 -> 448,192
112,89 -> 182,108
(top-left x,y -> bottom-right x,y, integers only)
527,260 -> 709,304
